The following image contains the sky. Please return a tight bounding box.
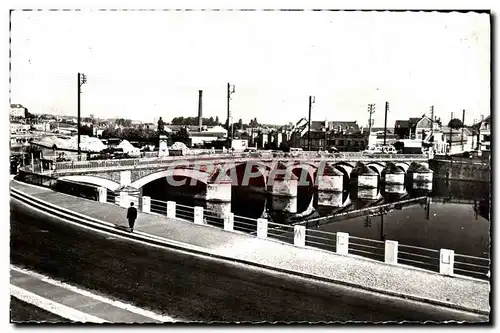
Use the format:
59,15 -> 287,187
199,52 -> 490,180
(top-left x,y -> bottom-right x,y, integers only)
10,10 -> 490,127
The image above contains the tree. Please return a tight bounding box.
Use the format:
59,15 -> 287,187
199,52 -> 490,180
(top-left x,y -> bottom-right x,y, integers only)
279,142 -> 290,152
79,124 -> 93,136
171,127 -> 190,145
448,118 -> 463,129
215,116 -> 220,125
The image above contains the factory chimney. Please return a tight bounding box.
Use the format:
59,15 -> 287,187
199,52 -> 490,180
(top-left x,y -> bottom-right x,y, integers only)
198,90 -> 203,132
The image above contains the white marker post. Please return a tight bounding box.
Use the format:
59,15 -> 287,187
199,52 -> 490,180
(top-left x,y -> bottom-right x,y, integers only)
194,206 -> 204,225
336,232 -> 349,255
440,249 -> 455,276
294,225 -> 306,247
384,240 -> 399,265
224,212 -> 234,231
257,218 -> 268,239
141,196 -> 151,213
166,201 -> 176,219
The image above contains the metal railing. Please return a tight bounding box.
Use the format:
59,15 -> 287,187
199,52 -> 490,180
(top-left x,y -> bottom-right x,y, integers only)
397,244 -> 441,273
305,229 -> 337,252
14,175 -> 487,280
175,203 -> 195,221
454,253 -> 490,279
136,196 -> 488,280
349,236 -> 386,262
233,214 -> 258,233
150,198 -> 168,215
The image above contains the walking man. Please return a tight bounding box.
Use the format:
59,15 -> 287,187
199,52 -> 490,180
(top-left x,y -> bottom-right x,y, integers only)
127,202 -> 138,232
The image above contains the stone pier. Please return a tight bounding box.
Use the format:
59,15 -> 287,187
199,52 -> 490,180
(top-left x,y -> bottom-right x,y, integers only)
268,165 -> 299,197
382,163 -> 406,185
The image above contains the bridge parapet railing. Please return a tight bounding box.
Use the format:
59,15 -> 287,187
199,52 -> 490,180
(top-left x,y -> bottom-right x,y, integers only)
49,153 -> 429,173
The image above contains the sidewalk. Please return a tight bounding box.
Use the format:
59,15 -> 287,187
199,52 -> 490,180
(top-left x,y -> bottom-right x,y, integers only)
10,180 -> 490,315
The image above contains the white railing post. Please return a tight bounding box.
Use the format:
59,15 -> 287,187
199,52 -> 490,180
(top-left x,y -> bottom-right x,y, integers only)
336,232 -> 349,255
119,192 -> 129,208
194,206 -> 204,224
294,225 -> 306,247
166,201 -> 176,218
142,196 -> 151,213
224,212 -> 234,231
439,249 -> 455,276
257,218 -> 268,239
98,187 -> 107,203
384,240 -> 399,264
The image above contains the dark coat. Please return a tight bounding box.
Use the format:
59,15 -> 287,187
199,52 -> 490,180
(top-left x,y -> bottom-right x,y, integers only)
127,206 -> 138,221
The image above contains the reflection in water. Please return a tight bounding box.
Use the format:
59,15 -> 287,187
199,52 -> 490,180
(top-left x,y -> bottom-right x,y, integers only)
317,179 -> 490,258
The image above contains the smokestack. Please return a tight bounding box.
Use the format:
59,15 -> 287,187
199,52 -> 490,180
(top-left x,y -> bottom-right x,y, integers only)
198,90 -> 203,132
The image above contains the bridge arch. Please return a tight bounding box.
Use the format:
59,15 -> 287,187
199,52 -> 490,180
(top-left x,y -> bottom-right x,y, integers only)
289,163 -> 316,187
131,168 -> 211,189
393,162 -> 410,173
365,162 -> 386,176
224,161 -> 269,188
58,175 -> 120,191
332,162 -> 355,181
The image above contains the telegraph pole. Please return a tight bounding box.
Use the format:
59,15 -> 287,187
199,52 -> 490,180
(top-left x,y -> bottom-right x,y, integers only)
383,101 -> 389,146
461,109 -> 465,152
449,112 -> 453,154
367,104 -> 375,147
226,83 -> 235,139
307,96 -> 315,151
367,104 -> 376,134
77,73 -> 87,156
430,106 -> 434,137
430,105 -> 434,153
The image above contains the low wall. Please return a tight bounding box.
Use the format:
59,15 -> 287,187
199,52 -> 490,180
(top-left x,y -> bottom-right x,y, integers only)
429,159 -> 490,182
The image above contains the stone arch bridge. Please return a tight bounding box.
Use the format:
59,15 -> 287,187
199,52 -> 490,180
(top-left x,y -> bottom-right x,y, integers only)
45,155 -> 430,203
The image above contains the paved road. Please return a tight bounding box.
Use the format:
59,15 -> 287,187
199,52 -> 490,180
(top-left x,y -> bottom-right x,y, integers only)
10,296 -> 70,323
10,198 -> 487,323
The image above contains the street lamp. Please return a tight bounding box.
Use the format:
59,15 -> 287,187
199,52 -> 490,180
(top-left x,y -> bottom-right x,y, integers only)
78,73 -> 88,157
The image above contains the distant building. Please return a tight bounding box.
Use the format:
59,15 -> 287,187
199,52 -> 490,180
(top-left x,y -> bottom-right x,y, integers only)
367,128 -> 397,147
473,115 -> 491,152
10,121 -> 31,134
10,104 -> 27,118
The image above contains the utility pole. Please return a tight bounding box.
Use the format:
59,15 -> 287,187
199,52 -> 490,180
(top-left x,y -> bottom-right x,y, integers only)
461,109 -> 465,152
226,83 -> 236,140
430,105 -> 434,154
77,73 -> 87,157
449,112 -> 453,154
307,96 -> 315,151
367,104 -> 375,147
367,104 -> 376,133
384,101 -> 389,146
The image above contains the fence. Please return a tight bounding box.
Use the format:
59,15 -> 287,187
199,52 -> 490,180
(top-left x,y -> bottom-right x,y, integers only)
13,173 -> 487,280
124,195 -> 489,280
16,170 -> 100,202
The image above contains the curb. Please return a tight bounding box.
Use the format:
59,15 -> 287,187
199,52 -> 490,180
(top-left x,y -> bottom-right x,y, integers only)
10,188 -> 490,317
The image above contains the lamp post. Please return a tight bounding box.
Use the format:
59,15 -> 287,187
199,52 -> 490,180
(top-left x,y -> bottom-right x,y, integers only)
77,73 -> 88,156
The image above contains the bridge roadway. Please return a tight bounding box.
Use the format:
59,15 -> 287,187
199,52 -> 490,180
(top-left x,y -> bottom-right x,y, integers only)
10,180 -> 488,322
